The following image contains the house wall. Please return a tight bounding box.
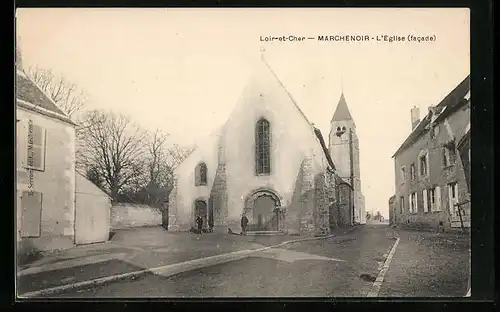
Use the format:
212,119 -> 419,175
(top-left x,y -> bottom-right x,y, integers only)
388,195 -> 396,225
16,107 -> 76,255
111,203 -> 162,229
393,103 -> 470,231
75,172 -> 111,245
169,60 -> 332,235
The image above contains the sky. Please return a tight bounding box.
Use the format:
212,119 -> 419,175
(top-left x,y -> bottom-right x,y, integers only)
16,8 -> 470,218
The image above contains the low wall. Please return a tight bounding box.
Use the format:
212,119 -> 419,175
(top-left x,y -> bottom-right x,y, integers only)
111,203 -> 162,229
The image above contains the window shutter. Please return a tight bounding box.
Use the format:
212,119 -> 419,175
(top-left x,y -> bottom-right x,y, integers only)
25,123 -> 46,171
415,192 -> 418,213
408,195 -> 412,213
17,120 -> 27,168
423,189 -> 428,212
435,186 -> 441,211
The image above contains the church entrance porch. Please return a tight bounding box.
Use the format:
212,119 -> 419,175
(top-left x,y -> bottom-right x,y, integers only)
244,188 -> 283,233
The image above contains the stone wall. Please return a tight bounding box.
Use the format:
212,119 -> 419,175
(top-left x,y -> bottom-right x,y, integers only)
313,172 -> 331,236
209,163 -> 228,230
111,203 -> 162,229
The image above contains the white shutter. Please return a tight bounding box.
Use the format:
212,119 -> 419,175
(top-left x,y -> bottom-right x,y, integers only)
423,189 -> 428,212
408,195 -> 412,213
435,186 -> 441,211
415,192 -> 418,213
448,185 -> 453,214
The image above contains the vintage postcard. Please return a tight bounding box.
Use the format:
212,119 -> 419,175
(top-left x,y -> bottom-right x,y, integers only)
15,8 -> 470,298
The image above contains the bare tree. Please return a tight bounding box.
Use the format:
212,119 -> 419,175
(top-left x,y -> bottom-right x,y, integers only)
26,66 -> 87,118
76,110 -> 147,202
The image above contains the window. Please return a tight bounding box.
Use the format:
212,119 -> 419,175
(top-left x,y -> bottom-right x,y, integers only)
410,164 -> 416,181
409,192 -> 417,213
25,121 -> 46,171
399,196 -> 405,214
447,182 -> 458,213
419,153 -> 428,177
431,186 -> 442,212
423,188 -> 435,213
400,166 -> 406,184
195,162 -> 207,186
442,146 -> 456,167
255,118 -> 271,175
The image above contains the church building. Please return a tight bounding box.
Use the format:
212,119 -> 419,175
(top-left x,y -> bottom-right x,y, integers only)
168,56 -> 365,235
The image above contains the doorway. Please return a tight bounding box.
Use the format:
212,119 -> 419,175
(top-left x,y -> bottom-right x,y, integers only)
195,200 -> 208,230
253,194 -> 278,231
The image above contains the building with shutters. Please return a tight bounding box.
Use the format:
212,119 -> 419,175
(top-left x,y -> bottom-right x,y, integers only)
16,65 -> 79,257
391,75 -> 470,231
168,56 -> 364,235
15,43 -> 112,260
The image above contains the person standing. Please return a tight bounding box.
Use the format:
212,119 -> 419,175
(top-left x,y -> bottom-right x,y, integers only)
241,213 -> 249,235
196,215 -> 203,234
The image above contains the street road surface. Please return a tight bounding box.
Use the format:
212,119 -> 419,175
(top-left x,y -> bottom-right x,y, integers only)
52,224 -> 396,297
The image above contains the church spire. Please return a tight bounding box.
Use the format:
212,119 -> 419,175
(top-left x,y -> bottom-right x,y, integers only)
332,93 -> 353,121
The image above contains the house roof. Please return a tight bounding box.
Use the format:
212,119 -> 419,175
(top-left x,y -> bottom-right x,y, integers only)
16,70 -> 75,125
392,75 -> 470,158
332,93 -> 353,122
457,121 -> 470,150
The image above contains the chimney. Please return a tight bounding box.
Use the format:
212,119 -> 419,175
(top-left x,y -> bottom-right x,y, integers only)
411,106 -> 420,130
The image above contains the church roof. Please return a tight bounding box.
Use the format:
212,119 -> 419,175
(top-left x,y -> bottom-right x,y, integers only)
260,58 -> 314,126
332,93 -> 353,121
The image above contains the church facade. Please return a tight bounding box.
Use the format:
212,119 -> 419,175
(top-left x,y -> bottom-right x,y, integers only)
168,58 -> 365,235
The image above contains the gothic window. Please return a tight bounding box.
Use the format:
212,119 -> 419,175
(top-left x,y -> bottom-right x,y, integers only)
255,118 -> 271,175
195,162 -> 207,186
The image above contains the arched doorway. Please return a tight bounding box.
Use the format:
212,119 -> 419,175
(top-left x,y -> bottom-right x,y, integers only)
195,200 -> 208,229
254,194 -> 278,231
245,189 -> 282,232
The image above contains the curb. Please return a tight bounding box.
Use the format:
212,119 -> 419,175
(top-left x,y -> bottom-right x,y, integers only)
18,225 -> 360,298
366,237 -> 400,297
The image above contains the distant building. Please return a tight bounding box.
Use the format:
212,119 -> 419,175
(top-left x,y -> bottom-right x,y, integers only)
168,57 -> 358,235
391,75 -> 470,231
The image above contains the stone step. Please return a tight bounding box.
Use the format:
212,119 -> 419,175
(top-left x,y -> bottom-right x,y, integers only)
245,231 -> 287,236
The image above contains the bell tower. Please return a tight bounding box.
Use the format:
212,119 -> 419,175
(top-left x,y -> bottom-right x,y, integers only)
328,93 -> 365,224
